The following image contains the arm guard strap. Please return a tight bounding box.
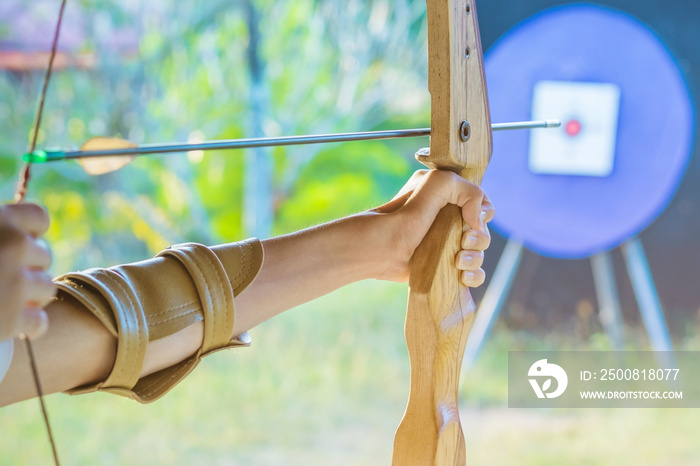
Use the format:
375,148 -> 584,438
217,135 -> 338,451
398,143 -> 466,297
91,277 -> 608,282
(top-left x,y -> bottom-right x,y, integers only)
54,238 -> 263,403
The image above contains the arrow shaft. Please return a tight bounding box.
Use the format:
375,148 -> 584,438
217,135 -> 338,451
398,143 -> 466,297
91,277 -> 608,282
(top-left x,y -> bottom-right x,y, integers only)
25,120 -> 559,163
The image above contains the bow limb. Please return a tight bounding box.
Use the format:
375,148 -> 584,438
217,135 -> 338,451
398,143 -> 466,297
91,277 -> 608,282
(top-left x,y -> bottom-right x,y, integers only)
392,1 -> 491,465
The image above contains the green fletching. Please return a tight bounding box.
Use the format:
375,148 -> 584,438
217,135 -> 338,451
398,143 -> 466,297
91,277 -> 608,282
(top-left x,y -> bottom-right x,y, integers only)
22,150 -> 65,163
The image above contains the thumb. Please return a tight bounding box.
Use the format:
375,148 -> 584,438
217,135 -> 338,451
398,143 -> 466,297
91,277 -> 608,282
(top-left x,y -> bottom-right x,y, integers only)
19,307 -> 49,340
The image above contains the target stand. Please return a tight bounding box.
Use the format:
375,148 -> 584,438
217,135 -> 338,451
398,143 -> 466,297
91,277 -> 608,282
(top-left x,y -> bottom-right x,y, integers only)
463,5 -> 695,368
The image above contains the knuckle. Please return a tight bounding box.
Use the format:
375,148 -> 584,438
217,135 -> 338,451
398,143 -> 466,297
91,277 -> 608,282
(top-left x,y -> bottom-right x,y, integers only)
20,267 -> 34,283
23,202 -> 43,216
416,169 -> 435,184
36,239 -> 53,266
471,269 -> 486,287
429,169 -> 454,184
424,169 -> 439,182
481,231 -> 492,249
408,169 -> 429,185
27,203 -> 50,232
463,269 -> 486,287
449,171 -> 463,185
0,226 -> 29,258
37,269 -> 54,284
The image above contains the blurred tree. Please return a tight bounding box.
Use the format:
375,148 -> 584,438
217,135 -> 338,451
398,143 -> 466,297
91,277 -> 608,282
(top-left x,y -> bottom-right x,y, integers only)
0,0 -> 431,274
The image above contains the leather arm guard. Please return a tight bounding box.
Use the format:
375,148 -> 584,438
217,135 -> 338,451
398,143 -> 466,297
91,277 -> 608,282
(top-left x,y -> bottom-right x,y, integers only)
54,238 -> 263,403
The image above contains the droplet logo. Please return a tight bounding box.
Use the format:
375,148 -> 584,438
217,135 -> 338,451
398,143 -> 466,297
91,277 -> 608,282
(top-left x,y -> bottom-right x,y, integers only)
528,359 -> 568,399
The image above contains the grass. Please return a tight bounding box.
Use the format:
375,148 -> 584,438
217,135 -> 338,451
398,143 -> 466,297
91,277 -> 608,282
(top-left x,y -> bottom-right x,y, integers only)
1,280 -> 699,465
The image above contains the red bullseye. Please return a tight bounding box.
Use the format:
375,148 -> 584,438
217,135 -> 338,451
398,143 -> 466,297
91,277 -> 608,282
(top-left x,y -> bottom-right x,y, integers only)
565,119 -> 582,137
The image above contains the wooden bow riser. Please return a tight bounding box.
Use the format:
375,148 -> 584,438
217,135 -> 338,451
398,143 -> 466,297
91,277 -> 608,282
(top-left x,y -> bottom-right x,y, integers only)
392,1 -> 492,465
392,204 -> 473,466
419,0 -> 491,182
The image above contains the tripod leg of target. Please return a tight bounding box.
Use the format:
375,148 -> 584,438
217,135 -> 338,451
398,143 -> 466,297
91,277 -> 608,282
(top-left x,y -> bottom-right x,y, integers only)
591,252 -> 625,350
621,237 -> 673,355
463,239 -> 524,371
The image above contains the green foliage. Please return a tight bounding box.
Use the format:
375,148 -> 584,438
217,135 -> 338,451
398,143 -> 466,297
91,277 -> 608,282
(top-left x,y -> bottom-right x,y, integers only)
276,141 -> 412,233
0,0 -> 429,272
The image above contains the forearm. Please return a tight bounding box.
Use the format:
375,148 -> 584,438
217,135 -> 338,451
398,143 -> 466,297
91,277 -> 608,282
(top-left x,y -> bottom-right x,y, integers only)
232,211 -> 388,333
2,296 -> 115,405
1,297 -> 204,406
0,211 -> 389,406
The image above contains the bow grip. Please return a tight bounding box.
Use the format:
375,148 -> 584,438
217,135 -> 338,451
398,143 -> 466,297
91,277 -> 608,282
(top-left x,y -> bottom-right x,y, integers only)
392,1 -> 492,465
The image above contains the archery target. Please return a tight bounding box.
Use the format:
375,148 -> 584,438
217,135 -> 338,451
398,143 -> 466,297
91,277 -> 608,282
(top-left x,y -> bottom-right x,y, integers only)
482,4 -> 695,259
529,81 -> 621,177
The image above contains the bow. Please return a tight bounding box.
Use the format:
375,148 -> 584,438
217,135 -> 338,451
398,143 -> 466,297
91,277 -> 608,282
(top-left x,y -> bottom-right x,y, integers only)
12,1 -> 555,463
392,1 -> 491,464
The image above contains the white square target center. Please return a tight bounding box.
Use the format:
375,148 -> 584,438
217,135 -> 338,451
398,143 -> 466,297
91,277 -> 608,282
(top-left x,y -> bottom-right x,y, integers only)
529,80 -> 621,177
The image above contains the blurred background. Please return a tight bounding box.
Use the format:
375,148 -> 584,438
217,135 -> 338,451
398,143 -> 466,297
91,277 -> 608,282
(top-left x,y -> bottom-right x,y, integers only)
1,0 -> 699,464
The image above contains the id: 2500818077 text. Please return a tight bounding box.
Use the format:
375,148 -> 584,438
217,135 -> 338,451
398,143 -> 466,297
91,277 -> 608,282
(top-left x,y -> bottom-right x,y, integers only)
581,368 -> 679,382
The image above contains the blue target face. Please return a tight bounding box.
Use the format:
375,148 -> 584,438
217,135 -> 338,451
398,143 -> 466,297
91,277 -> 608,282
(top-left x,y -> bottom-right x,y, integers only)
482,4 -> 694,259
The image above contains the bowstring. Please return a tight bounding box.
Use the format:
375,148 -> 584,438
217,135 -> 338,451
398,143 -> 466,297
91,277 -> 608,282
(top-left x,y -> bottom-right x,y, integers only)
14,0 -> 67,203
13,0 -> 68,465
20,335 -> 60,465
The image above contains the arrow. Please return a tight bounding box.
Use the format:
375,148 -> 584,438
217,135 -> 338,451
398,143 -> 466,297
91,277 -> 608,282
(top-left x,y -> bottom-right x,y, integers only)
23,120 -> 560,175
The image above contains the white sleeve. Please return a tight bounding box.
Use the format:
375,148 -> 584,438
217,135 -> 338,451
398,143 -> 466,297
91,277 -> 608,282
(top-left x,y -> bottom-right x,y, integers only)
0,339 -> 14,385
